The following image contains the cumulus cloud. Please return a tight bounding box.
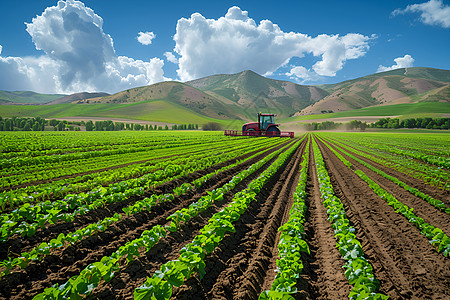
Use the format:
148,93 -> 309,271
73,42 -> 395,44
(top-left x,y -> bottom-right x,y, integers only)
286,66 -> 321,83
137,31 -> 156,45
0,0 -> 166,94
164,51 -> 178,63
172,6 -> 373,81
0,45 -> 2,55
377,54 -> 415,72
392,0 -> 450,28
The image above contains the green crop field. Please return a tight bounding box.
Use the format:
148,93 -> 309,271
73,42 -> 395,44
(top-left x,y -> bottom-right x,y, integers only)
0,130 -> 449,300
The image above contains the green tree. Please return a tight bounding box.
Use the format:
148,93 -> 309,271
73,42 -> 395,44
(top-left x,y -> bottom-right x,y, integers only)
4,119 -> 12,131
57,122 -> 65,131
85,120 -> 94,131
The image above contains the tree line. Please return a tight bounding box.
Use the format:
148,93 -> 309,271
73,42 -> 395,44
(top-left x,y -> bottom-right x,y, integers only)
370,117 -> 450,130
0,116 -> 200,132
304,117 -> 449,131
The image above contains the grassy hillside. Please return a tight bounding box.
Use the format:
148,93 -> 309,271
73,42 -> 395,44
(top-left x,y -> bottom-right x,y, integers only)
0,91 -> 66,104
187,70 -> 329,120
82,81 -> 240,121
318,67 -> 450,91
296,67 -> 450,116
283,102 -> 450,122
47,92 -> 110,104
0,100 -> 237,126
1,67 -> 448,128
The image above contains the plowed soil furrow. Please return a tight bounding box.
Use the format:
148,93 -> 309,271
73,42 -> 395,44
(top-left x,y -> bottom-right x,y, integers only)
170,139 -> 306,300
317,139 -> 450,300
295,142 -> 352,300
233,141 -> 304,299
0,140 -> 293,300
323,137 -> 449,204
1,141 -> 290,262
85,140 -> 299,300
324,137 -> 445,190
324,140 -> 450,235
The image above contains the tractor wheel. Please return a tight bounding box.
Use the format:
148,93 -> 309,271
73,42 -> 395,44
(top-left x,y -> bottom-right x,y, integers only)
266,126 -> 280,137
245,128 -> 257,136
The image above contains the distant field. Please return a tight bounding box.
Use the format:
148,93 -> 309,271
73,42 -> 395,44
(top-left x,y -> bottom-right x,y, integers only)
0,100 -> 239,126
0,91 -> 65,104
281,102 -> 450,123
1,131 -> 449,299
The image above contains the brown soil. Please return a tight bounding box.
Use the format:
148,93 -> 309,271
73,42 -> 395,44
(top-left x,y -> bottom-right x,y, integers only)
316,138 -> 450,299
324,140 -> 450,235
1,135 -> 449,300
0,139 -> 293,300
294,142 -> 352,300
171,138 -> 307,300
323,137 -> 450,205
0,141 -> 289,261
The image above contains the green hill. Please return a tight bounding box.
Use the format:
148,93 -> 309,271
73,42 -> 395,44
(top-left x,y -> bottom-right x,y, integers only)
296,67 -> 450,116
1,67 -> 449,128
187,70 -> 329,120
0,91 -> 66,104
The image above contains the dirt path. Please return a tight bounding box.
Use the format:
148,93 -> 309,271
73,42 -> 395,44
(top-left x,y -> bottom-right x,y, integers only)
317,138 -> 450,300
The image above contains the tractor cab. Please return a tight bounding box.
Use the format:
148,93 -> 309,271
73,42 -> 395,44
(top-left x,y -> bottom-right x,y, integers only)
259,113 -> 275,130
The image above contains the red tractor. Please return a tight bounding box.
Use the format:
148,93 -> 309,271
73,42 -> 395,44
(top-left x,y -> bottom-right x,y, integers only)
225,113 -> 294,138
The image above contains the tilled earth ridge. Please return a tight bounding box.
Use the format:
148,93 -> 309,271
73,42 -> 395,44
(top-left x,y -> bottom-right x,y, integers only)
0,139 -> 293,300
1,140 -> 289,261
170,138 -> 307,300
316,138 -> 450,300
322,136 -> 449,204
323,139 -> 450,236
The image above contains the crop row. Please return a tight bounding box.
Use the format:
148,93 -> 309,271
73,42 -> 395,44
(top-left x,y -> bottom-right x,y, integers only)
259,136 -> 311,299
348,139 -> 449,169
312,137 -> 387,300
319,137 -> 450,257
0,131 -> 230,153
1,137 -> 275,190
1,137 -> 281,202
32,138 -> 301,299
322,132 -> 449,158
0,140 -> 288,277
1,140 -> 278,241
320,136 -> 449,214
0,137 -> 281,211
133,139 -> 302,300
323,134 -> 449,190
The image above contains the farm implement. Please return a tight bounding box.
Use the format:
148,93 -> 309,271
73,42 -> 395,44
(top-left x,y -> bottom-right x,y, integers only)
225,112 -> 294,138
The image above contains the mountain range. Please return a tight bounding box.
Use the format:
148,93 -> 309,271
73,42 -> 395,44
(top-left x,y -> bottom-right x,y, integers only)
0,67 -> 449,124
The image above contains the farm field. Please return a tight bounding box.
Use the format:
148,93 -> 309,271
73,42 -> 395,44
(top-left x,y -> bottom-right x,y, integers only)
0,131 -> 449,300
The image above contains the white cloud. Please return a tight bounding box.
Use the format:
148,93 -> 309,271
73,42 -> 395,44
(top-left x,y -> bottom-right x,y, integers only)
392,0 -> 450,28
164,51 -> 178,63
172,6 -> 373,82
377,54 -> 415,72
0,0 -> 166,94
286,66 -> 321,83
137,31 -> 156,45
0,45 -> 2,55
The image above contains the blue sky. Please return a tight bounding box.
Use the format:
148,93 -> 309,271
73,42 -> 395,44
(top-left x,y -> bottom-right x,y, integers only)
0,0 -> 449,94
